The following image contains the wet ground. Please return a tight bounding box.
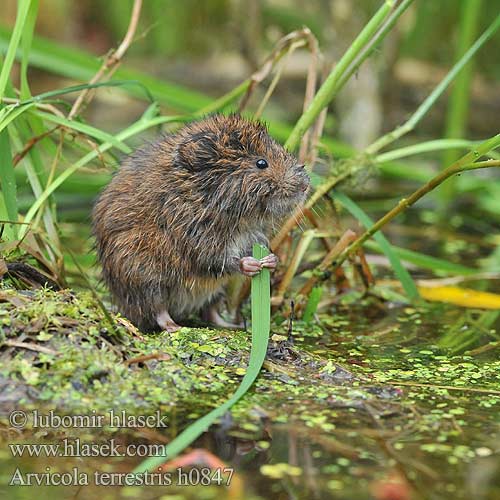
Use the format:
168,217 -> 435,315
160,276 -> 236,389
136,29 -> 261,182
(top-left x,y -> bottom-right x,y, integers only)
0,287 -> 498,499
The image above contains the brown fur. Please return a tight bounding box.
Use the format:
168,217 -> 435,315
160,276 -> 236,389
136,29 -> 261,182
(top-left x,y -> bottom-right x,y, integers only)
92,114 -> 309,331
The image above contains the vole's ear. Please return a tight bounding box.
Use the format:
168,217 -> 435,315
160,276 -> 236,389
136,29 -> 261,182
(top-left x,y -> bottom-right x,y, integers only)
176,132 -> 219,171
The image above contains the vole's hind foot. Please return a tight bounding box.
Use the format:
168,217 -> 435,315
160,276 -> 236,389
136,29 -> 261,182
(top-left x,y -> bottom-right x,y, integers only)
156,310 -> 181,333
202,306 -> 243,330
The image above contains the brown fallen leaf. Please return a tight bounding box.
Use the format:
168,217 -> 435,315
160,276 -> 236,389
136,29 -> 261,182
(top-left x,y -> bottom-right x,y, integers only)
0,291 -> 28,307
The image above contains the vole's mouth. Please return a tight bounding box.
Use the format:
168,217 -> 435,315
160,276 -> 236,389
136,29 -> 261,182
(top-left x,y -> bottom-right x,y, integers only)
264,189 -> 308,219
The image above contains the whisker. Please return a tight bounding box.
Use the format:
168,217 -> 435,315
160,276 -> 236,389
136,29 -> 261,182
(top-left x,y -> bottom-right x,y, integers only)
310,206 -> 322,218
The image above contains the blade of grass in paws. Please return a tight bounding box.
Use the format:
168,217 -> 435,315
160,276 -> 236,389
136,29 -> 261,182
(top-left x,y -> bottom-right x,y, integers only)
133,244 -> 271,472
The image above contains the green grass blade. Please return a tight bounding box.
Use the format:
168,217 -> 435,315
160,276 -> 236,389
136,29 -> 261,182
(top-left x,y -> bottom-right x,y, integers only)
363,240 -> 478,276
20,0 -> 39,100
12,115 -> 61,254
0,82 -> 149,174
26,80 -> 155,105
440,0 -> 483,205
0,0 -> 31,100
133,244 -> 271,472
285,0 -> 396,151
0,81 -> 156,134
334,0 -> 414,94
0,128 -> 18,239
333,191 -> 420,301
19,114 -> 186,238
303,286 -> 323,323
375,139 -> 500,163
0,25 -> 208,111
0,103 -> 36,135
366,12 -> 500,155
34,110 -> 132,154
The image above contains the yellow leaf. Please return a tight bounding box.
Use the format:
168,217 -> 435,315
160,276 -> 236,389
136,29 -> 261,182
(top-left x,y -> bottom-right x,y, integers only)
418,285 -> 500,309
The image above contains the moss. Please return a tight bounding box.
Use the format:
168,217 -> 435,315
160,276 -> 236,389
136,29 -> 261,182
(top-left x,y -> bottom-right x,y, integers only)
1,284 -> 499,498
0,286 -> 360,420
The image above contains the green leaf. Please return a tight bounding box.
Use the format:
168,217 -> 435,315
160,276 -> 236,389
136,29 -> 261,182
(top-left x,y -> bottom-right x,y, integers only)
20,0 -> 39,99
0,0 -> 31,100
363,240 -> 477,276
34,110 -> 132,154
0,80 -> 156,135
12,114 -> 61,250
133,244 -> 271,472
0,25 -> 208,111
303,286 -> 323,323
0,128 -> 18,239
19,114 -> 187,238
0,102 -> 36,135
333,191 -> 420,301
25,80 -> 155,105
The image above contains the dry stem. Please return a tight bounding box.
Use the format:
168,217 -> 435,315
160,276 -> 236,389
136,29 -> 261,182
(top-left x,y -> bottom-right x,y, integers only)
298,229 -> 357,298
68,0 -> 143,119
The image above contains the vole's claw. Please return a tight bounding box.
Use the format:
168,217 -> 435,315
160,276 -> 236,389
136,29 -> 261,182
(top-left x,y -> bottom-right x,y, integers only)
260,253 -> 278,271
239,256 -> 262,276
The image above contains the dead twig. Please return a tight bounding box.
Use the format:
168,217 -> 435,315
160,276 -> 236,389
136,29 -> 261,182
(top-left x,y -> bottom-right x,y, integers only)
2,340 -> 58,356
298,31 -> 322,164
125,353 -> 171,366
239,28 -> 320,113
13,127 -> 58,166
68,0 -> 143,119
298,229 -> 357,298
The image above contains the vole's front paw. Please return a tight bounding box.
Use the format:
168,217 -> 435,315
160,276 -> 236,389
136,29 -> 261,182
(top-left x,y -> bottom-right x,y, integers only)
239,253 -> 279,276
260,253 -> 278,270
239,256 -> 262,277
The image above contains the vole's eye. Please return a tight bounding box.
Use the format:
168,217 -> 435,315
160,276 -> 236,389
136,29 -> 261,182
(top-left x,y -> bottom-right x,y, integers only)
256,159 -> 268,169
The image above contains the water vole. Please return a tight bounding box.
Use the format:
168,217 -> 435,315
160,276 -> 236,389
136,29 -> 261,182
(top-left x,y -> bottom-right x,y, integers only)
92,114 -> 309,332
